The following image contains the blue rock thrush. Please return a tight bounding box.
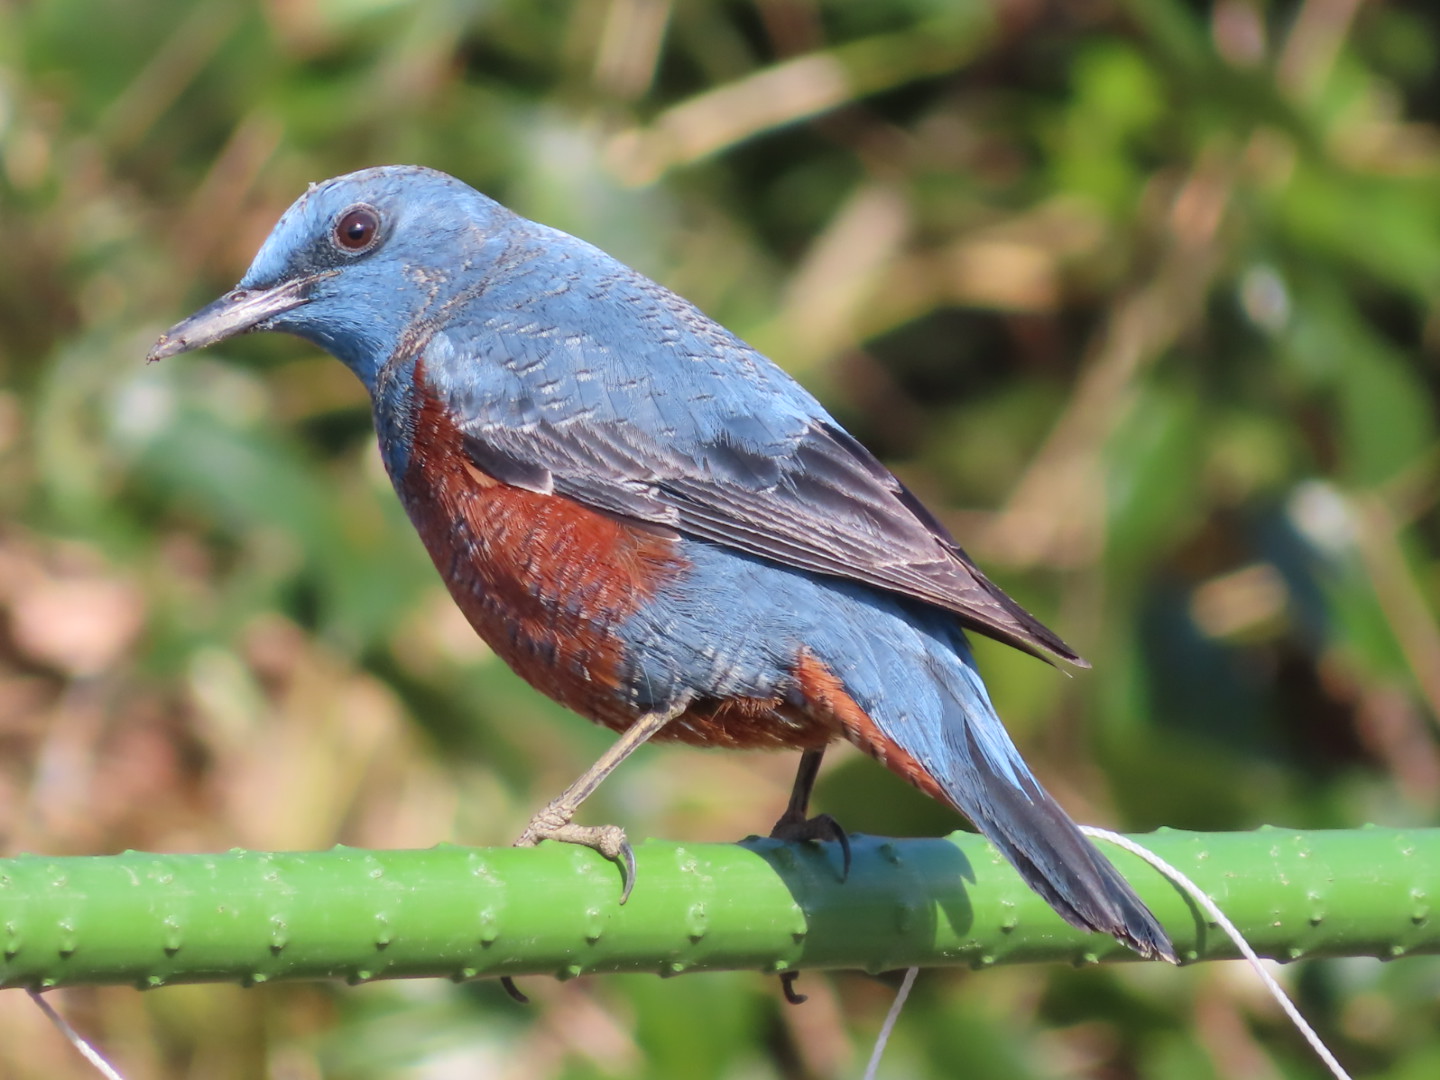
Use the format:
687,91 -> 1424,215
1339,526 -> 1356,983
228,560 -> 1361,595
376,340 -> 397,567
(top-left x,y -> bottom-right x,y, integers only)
149,165 -> 1174,965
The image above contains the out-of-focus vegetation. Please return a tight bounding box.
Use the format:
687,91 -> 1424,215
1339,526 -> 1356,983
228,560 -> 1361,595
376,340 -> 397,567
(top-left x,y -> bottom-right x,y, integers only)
2,0 -> 1439,1076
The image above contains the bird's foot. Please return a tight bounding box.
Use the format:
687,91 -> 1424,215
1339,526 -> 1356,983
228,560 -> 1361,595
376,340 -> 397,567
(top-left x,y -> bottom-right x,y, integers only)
769,810 -> 847,1007
501,805 -> 637,1005
515,802 -> 639,904
769,809 -> 852,881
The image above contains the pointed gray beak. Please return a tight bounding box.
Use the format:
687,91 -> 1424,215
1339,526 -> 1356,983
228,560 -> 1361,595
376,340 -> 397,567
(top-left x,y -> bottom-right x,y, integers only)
147,274 -> 326,361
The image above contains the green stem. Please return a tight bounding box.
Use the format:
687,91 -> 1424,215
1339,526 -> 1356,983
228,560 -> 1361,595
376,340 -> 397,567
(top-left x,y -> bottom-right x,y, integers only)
1,827 -> 1433,990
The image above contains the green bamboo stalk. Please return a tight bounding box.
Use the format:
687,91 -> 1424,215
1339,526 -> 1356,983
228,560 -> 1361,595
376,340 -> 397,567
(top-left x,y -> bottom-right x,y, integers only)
1,827 -> 1434,990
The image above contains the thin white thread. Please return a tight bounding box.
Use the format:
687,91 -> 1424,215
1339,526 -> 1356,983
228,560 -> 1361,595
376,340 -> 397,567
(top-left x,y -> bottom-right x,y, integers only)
862,965 -> 918,1080
1081,826 -> 1352,1080
29,990 -> 127,1080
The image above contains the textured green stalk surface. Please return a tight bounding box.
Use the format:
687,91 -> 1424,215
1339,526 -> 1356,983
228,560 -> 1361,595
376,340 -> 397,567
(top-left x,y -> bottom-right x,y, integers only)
1,828 -> 1434,990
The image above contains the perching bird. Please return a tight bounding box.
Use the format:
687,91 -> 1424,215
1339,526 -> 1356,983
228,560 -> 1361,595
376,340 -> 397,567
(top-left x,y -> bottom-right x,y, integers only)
150,165 -> 1174,964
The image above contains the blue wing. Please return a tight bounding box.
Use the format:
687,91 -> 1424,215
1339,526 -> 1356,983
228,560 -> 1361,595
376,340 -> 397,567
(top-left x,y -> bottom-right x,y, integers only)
418,223 -> 1082,665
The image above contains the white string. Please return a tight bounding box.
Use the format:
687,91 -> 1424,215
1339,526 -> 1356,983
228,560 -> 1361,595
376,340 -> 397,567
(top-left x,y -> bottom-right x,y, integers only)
28,990 -> 128,1080
862,965 -> 918,1080
1081,826 -> 1352,1080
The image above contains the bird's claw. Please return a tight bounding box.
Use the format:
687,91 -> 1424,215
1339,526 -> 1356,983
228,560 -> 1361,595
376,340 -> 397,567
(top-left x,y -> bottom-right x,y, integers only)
500,976 -> 530,1004
770,810 -> 852,881
617,837 -> 637,905
778,971 -> 808,1005
515,809 -> 638,904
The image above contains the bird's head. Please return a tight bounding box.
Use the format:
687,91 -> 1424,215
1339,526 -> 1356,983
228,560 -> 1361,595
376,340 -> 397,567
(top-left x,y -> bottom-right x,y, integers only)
148,165 -> 513,393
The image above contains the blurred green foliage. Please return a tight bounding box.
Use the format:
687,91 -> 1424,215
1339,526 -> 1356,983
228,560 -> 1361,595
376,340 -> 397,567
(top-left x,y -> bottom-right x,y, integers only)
3,0 -> 1440,1076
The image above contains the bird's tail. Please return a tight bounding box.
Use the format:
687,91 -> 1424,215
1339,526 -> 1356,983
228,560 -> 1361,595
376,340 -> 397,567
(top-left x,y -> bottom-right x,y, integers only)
825,630 -> 1176,963
941,716 -> 1177,962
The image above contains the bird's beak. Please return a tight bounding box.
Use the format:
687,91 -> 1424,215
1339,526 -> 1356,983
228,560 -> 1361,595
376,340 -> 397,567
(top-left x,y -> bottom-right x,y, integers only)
147,274 -> 326,361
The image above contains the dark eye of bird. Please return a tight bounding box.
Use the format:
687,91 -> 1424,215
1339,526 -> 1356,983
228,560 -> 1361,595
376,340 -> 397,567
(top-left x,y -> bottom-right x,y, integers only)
334,206 -> 380,253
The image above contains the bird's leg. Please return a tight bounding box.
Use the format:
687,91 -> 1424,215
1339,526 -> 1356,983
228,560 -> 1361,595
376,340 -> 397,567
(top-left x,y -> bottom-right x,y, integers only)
515,704 -> 684,903
769,747 -> 852,880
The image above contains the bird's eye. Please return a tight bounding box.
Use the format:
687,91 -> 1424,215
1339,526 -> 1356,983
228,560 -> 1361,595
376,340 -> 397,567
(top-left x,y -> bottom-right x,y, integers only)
333,205 -> 381,253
